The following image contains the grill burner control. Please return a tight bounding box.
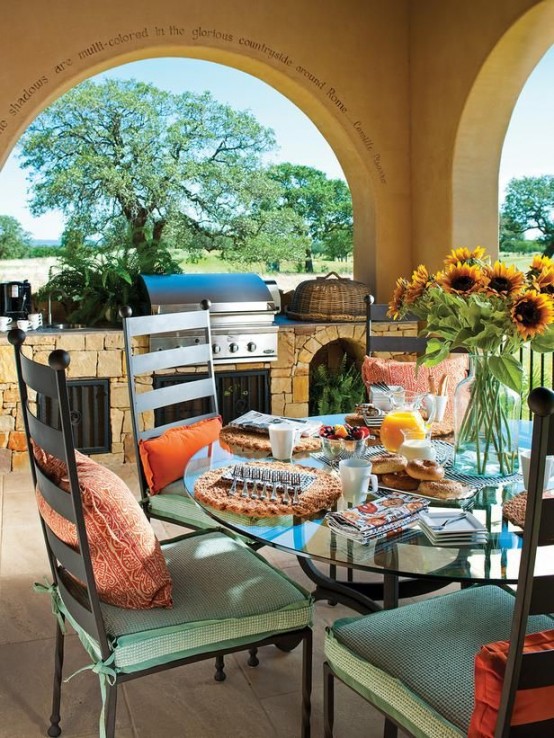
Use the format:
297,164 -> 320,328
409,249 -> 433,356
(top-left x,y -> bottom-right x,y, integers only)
247,342 -> 257,352
229,343 -> 239,353
212,344 -> 221,354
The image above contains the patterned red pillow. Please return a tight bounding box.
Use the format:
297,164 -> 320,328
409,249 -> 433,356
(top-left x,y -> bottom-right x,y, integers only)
361,354 -> 468,428
34,446 -> 172,609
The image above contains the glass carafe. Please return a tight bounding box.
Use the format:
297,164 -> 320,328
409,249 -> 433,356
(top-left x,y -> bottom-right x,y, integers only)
380,390 -> 427,453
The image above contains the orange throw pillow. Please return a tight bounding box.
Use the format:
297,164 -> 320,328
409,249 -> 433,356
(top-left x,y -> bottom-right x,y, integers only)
139,416 -> 222,494
34,447 -> 172,610
361,354 -> 468,427
468,630 -> 554,737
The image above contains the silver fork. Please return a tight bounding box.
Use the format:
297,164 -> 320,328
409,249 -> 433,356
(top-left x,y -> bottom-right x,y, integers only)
292,472 -> 302,505
270,470 -> 280,502
228,465 -> 240,497
260,468 -> 271,501
249,467 -> 260,500
241,467 -> 251,499
282,470 -> 291,504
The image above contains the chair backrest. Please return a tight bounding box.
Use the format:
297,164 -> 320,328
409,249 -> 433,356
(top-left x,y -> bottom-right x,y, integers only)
8,329 -> 111,660
496,386 -> 554,737
365,294 -> 427,355
120,301 -> 219,501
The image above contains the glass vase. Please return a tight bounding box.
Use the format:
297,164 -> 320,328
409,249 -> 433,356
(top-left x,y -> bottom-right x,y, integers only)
453,354 -> 521,478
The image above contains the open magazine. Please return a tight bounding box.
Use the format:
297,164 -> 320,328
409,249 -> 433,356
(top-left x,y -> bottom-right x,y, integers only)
326,492 -> 429,543
229,411 -> 322,437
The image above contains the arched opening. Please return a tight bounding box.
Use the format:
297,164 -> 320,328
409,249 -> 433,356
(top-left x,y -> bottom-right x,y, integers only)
0,43 -> 382,293
452,2 -> 554,253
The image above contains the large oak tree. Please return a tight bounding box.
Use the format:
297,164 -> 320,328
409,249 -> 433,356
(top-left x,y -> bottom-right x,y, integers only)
19,79 -> 280,259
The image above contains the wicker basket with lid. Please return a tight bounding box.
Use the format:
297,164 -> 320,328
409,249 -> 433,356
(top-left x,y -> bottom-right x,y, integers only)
286,272 -> 369,322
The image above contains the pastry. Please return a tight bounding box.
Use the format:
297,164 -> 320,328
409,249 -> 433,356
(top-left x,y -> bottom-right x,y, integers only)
418,480 -> 470,499
406,459 -> 445,481
380,471 -> 420,491
371,453 -> 408,474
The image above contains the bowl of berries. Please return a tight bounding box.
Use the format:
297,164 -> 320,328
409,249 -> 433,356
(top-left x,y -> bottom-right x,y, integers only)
319,423 -> 370,459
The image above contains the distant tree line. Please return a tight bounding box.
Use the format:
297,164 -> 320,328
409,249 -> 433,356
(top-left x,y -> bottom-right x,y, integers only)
2,77 -> 553,323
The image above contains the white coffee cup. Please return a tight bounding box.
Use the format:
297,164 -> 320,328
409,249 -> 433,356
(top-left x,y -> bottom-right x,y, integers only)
17,319 -> 31,332
519,449 -> 554,491
268,423 -> 300,461
28,312 -> 43,329
339,458 -> 379,503
0,316 -> 12,330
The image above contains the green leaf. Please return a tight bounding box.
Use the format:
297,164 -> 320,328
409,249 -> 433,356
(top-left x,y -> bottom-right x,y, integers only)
488,355 -> 523,393
530,328 -> 554,353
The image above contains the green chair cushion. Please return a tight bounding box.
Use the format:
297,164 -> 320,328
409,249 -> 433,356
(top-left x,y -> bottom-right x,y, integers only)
326,585 -> 554,737
65,530 -> 312,674
148,481 -> 217,529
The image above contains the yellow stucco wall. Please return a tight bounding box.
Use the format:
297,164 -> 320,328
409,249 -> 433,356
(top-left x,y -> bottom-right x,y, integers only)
0,0 -> 552,298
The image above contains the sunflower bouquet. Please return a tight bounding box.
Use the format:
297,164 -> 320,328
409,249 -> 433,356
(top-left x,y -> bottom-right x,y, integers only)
389,247 -> 554,476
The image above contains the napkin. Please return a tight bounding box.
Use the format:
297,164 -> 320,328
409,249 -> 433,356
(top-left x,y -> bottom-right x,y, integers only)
326,492 -> 428,543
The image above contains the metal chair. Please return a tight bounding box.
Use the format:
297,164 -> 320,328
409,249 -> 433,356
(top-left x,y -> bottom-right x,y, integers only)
324,387 -> 554,738
120,301 -> 220,530
9,328 -> 313,738
365,294 -> 427,355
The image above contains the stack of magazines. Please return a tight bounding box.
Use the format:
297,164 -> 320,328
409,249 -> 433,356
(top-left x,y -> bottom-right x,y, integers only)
326,492 -> 429,543
229,411 -> 321,437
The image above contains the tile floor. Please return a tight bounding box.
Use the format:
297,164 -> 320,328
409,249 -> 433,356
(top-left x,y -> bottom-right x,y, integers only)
0,465 -> 415,738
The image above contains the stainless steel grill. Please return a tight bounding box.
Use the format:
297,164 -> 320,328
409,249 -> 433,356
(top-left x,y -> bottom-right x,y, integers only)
138,273 -> 280,363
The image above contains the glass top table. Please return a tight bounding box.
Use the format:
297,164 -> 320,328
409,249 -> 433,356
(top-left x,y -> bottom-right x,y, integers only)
183,416 -> 553,612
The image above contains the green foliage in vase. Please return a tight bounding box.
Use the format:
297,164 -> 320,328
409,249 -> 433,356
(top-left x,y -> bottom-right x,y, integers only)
310,355 -> 365,415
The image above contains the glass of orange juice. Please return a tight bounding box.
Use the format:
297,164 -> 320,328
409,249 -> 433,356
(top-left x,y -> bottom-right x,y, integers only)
380,390 -> 426,452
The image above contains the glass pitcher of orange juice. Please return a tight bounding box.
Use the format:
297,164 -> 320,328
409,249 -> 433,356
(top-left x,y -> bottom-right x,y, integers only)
380,390 -> 427,452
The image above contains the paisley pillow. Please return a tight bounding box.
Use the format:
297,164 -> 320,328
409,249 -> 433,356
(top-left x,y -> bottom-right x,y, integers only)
34,446 -> 172,610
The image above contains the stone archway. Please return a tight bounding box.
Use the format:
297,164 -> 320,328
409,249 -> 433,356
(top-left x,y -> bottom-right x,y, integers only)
452,2 -> 554,253
0,2 -> 410,297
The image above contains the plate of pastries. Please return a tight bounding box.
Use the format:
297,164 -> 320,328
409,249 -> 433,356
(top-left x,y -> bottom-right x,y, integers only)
369,452 -> 476,501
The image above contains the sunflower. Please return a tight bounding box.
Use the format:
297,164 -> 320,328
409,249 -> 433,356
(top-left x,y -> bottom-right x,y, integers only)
511,290 -> 554,340
530,254 -> 554,273
532,267 -> 554,295
483,261 -> 525,297
437,262 -> 484,295
444,246 -> 486,267
388,277 -> 409,319
404,264 -> 430,305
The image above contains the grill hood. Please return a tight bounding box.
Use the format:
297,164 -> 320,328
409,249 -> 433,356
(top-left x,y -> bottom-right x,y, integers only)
138,273 -> 277,316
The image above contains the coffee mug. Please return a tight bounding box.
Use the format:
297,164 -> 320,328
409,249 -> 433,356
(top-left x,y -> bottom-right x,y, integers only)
17,319 -> 31,332
519,449 -> 554,491
0,316 -> 12,330
339,458 -> 379,503
268,422 -> 300,461
28,312 -> 43,329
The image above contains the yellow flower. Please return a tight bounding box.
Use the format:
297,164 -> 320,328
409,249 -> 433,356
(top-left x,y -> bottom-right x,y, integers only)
532,267 -> 554,295
530,254 -> 554,272
511,290 -> 554,340
444,246 -> 486,267
483,261 -> 525,297
404,264 -> 430,305
437,262 -> 485,295
387,277 -> 409,319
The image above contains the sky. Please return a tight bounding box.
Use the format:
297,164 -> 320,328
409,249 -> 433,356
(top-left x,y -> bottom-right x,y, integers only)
0,48 -> 552,241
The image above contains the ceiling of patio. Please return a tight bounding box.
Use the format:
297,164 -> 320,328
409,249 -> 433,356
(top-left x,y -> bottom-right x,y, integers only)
0,0 -> 553,299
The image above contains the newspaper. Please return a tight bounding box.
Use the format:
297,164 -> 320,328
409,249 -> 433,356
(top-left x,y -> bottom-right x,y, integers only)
229,411 -> 322,437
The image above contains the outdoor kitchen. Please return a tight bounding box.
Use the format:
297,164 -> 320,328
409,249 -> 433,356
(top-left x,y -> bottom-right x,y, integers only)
0,272 -> 418,471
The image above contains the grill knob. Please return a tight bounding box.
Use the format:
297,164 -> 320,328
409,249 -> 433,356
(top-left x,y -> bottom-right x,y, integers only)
247,342 -> 257,353
229,343 -> 239,353
212,344 -> 221,354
